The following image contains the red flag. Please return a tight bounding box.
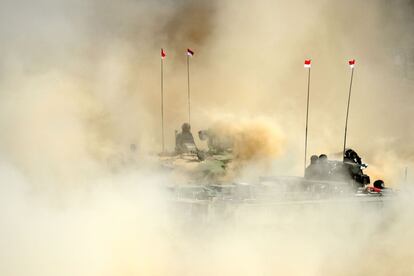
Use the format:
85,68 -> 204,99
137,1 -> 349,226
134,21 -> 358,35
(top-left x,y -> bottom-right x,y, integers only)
304,59 -> 311,68
187,48 -> 194,56
348,59 -> 355,68
161,48 -> 166,59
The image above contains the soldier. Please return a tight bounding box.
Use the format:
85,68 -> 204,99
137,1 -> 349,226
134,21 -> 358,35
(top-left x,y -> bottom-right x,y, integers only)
317,154 -> 331,179
305,155 -> 320,179
198,129 -> 233,154
175,123 -> 196,154
343,149 -> 370,187
344,148 -> 362,165
198,130 -> 209,143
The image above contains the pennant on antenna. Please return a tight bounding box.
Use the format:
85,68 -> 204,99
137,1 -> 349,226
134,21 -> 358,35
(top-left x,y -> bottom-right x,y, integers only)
304,59 -> 311,68
348,59 -> 355,68
161,48 -> 166,59
187,48 -> 194,56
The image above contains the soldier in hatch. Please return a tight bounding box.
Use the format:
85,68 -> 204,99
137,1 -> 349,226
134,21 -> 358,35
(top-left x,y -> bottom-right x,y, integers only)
305,155 -> 320,179
343,148 -> 370,187
175,123 -> 196,154
198,129 -> 233,154
344,149 -> 362,165
318,154 -> 331,180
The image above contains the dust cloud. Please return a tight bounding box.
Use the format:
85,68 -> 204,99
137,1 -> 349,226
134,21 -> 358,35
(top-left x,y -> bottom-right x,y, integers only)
199,117 -> 284,160
0,0 -> 414,275
1,165 -> 414,275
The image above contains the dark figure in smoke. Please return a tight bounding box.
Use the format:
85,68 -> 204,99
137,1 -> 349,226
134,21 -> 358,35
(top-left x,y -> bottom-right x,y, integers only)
343,149 -> 370,187
318,154 -> 331,180
305,155 -> 320,179
304,154 -> 330,180
175,123 -> 196,154
344,149 -> 362,165
198,129 -> 233,154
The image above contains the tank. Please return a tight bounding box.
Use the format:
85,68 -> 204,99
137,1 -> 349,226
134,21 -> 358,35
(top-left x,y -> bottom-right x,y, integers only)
159,124 -> 395,223
166,148 -> 396,224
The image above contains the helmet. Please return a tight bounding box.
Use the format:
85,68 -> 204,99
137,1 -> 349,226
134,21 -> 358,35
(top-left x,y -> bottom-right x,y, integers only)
182,123 -> 191,132
318,154 -> 328,164
345,148 -> 357,159
373,179 -> 385,189
319,154 -> 328,160
198,130 -> 208,140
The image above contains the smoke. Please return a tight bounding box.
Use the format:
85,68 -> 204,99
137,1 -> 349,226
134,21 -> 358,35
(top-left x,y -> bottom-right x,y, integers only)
0,0 -> 414,275
1,0 -> 414,179
1,164 -> 414,275
201,117 -> 284,161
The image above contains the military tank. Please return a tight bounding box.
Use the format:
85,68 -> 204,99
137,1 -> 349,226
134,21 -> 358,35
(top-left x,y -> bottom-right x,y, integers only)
257,149 -> 394,202
166,147 -> 396,223
167,144 -> 392,198
159,124 -> 395,224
